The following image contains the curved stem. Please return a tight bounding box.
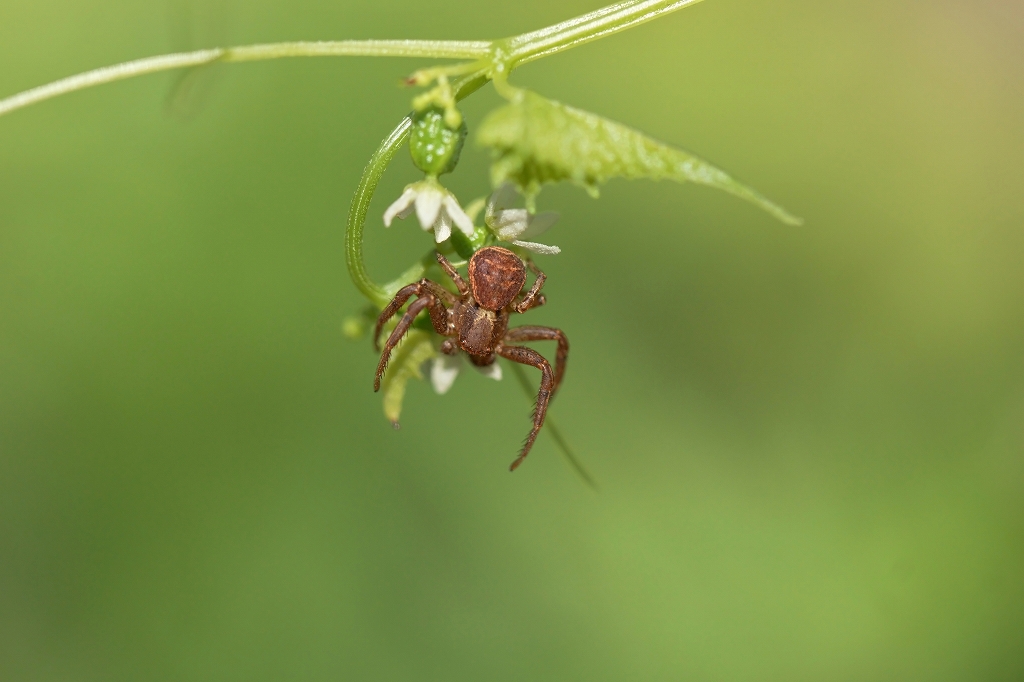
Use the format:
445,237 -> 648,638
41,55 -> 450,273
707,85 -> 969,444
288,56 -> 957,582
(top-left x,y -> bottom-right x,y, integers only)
0,40 -> 491,119
345,72 -> 489,309
345,117 -> 413,308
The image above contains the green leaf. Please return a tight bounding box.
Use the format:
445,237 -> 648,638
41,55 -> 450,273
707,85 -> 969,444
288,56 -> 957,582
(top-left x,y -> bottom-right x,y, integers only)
380,330 -> 436,428
477,89 -> 801,225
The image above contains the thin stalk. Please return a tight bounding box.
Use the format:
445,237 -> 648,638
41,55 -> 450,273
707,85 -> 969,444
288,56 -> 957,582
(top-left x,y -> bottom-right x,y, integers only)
225,40 -> 490,61
504,0 -> 706,67
345,118 -> 412,308
0,40 -> 490,119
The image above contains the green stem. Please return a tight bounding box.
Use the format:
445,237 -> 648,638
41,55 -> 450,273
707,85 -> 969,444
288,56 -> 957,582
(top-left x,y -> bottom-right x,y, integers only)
0,41 -> 490,118
504,0 -> 707,67
225,40 -> 490,61
345,118 -> 412,308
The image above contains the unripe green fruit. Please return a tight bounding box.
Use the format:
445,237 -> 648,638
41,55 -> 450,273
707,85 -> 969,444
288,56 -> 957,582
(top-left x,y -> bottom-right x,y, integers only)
410,107 -> 466,176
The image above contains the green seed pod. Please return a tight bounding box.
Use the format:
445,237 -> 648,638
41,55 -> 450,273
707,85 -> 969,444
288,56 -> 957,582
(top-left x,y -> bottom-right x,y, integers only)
410,106 -> 467,176
449,224 -> 490,261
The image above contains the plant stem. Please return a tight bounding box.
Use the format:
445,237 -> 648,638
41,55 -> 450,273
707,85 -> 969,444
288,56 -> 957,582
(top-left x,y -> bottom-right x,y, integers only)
345,118 -> 412,308
225,40 -> 490,62
0,41 -> 490,119
0,50 -> 219,117
504,0 -> 706,67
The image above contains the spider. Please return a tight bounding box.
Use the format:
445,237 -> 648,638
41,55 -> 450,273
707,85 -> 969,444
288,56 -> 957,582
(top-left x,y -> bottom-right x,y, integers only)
374,246 -> 568,471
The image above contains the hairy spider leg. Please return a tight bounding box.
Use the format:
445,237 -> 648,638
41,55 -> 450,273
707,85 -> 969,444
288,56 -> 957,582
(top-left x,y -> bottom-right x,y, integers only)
504,326 -> 569,396
513,266 -> 547,314
374,294 -> 445,392
497,344 -> 555,471
373,280 -> 453,351
435,251 -> 470,296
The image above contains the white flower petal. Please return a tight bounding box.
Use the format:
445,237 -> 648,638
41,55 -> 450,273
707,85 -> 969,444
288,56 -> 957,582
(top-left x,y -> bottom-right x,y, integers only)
487,182 -> 519,215
383,187 -> 417,227
443,195 -> 476,238
512,240 -> 561,255
519,211 -> 559,238
472,361 -> 503,381
431,355 -> 462,395
482,181 -> 562,254
433,212 -> 452,243
492,208 -> 530,240
414,185 -> 443,230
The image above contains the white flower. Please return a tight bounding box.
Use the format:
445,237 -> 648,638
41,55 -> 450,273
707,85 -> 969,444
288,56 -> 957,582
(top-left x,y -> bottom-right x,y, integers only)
430,354 -> 502,395
484,183 -> 561,255
383,179 -> 474,244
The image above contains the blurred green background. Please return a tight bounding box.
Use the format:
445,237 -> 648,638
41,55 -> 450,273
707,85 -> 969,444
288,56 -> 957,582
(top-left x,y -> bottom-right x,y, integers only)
1,1 -> 1022,680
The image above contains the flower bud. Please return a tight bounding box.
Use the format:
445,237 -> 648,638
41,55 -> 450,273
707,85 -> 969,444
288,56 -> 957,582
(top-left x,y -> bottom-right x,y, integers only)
410,106 -> 466,176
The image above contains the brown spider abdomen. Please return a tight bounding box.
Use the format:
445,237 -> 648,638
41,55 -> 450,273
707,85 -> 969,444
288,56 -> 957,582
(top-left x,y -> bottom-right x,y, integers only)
468,246 -> 526,312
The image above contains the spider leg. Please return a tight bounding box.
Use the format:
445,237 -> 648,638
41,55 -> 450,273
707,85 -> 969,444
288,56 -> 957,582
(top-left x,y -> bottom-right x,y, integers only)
515,293 -> 546,314
375,294 -> 440,392
435,251 -> 470,296
503,326 -> 569,396
513,266 -> 547,314
496,344 -> 555,472
374,280 -> 453,351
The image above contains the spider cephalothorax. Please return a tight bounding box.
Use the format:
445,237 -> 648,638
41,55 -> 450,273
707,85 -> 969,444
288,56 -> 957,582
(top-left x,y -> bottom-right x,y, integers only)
374,246 -> 568,471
